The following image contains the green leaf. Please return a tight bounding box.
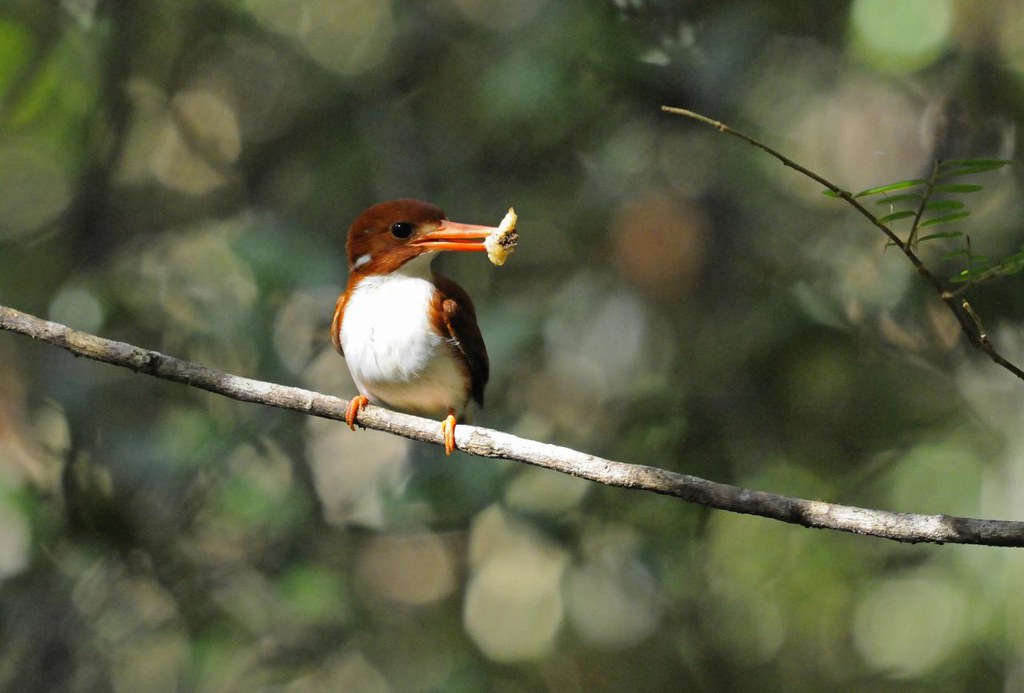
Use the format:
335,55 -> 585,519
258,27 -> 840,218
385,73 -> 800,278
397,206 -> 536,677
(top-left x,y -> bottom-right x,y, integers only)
933,183 -> 984,194
878,210 -> 916,223
821,189 -> 843,198
923,200 -> 964,212
853,179 -> 927,198
920,211 -> 971,228
874,193 -> 922,205
917,231 -> 965,243
938,158 -> 1012,177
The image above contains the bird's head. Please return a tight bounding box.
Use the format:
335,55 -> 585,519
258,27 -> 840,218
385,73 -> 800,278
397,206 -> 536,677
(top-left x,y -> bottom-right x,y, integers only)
345,199 -> 498,275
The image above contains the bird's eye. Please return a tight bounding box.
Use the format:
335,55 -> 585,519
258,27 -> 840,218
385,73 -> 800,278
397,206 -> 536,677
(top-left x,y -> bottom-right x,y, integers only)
390,222 -> 414,239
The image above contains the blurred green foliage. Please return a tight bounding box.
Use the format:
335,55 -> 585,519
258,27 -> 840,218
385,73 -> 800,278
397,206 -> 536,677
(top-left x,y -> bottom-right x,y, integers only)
2,0 -> 1024,691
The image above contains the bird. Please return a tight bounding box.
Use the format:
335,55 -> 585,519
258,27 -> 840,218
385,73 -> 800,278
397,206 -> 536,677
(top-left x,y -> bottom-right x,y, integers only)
331,199 -> 494,455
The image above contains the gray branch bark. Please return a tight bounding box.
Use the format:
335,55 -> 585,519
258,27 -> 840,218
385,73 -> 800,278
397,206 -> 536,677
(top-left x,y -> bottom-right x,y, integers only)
3,304 -> 1022,547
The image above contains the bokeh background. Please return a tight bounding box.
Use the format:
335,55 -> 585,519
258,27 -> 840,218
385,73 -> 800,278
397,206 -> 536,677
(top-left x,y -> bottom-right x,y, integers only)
2,0 -> 1024,691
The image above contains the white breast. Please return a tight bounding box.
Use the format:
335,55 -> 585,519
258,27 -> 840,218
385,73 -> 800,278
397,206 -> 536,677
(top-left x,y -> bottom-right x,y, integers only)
339,260 -> 469,416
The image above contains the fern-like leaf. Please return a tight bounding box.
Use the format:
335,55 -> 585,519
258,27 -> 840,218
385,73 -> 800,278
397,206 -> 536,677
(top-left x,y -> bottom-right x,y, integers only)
933,183 -> 984,194
938,158 -> 1012,178
923,200 -> 965,212
919,211 -> 971,228
878,210 -> 916,223
917,231 -> 965,243
853,179 -> 928,198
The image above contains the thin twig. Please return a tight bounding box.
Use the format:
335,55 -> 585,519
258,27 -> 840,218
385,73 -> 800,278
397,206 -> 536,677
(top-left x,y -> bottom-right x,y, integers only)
3,303 -> 1024,547
906,159 -> 941,250
661,105 -> 1024,383
960,299 -> 987,342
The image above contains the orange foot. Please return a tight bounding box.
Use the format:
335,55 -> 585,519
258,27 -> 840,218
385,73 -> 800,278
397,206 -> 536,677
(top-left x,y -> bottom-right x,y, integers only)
345,395 -> 369,431
441,409 -> 457,456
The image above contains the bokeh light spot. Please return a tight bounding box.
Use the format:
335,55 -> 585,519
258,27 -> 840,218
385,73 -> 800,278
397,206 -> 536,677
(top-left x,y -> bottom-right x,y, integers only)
464,506 -> 568,662
0,143 -> 70,240
853,574 -> 966,678
49,286 -> 104,334
463,546 -> 567,662
849,0 -> 952,73
612,193 -> 707,300
544,274 -> 652,403
243,0 -> 394,76
171,90 -> 242,165
305,405 -> 411,529
151,90 -> 239,195
357,532 -> 456,606
564,554 -> 660,649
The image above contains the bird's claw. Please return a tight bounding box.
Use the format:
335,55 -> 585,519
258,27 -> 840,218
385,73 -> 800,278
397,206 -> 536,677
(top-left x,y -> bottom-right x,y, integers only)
442,410 -> 457,456
345,395 -> 369,431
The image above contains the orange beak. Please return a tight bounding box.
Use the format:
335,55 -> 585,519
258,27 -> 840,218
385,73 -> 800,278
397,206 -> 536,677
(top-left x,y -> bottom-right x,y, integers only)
411,220 -> 496,252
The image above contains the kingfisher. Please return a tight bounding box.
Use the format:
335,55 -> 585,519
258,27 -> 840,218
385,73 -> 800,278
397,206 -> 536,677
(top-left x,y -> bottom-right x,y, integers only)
332,199 -> 509,455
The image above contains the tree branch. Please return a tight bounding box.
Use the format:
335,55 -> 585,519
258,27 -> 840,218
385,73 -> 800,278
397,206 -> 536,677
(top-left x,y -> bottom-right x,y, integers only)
3,304 -> 1023,546
661,105 -> 1024,383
